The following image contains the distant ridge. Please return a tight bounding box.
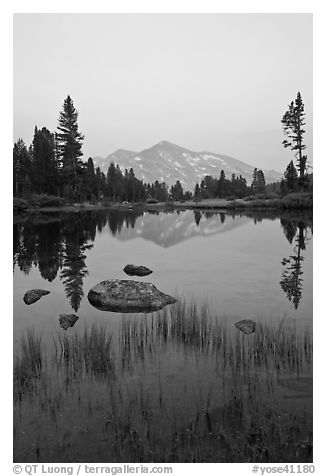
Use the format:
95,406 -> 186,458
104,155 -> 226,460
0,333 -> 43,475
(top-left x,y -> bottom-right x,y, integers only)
93,140 -> 282,190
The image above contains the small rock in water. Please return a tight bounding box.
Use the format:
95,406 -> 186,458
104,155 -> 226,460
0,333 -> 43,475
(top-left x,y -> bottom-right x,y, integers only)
59,314 -> 79,330
123,264 -> 153,277
88,279 -> 177,313
234,319 -> 256,334
23,289 -> 50,305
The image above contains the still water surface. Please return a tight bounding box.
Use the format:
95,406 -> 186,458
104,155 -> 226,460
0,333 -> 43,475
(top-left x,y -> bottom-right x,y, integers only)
13,209 -> 313,462
13,208 -> 313,339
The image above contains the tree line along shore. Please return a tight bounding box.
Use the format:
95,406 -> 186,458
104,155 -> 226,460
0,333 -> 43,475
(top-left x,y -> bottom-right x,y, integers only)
13,92 -> 312,214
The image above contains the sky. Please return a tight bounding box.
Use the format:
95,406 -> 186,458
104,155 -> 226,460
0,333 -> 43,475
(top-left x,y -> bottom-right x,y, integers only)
13,13 -> 312,172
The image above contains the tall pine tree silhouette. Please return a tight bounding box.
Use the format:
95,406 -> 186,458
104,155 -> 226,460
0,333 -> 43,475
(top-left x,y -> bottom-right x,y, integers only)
13,138 -> 32,197
57,95 -> 84,200
284,160 -> 298,192
281,92 -> 307,189
31,127 -> 58,195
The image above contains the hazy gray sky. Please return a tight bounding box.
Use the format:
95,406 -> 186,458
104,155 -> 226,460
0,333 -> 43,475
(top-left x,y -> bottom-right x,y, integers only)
13,13 -> 312,172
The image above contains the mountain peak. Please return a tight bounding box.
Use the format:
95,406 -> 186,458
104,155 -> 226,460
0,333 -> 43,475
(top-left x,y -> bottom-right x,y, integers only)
153,140 -> 191,151
93,141 -> 282,190
157,140 -> 175,147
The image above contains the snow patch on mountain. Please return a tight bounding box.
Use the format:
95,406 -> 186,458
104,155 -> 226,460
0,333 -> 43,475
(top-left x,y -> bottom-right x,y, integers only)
92,141 -> 282,190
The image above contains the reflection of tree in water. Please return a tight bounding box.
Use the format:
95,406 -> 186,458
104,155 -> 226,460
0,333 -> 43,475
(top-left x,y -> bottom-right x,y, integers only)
14,220 -> 63,280
95,211 -> 108,233
15,210 -> 312,313
60,241 -> 91,311
13,223 -> 20,272
107,211 -> 141,235
125,213 -> 138,229
193,210 -> 224,226
14,213 -> 97,311
280,219 -> 311,310
35,222 -> 63,281
60,214 -> 95,311
194,211 -> 201,226
108,212 -> 124,235
59,210 -> 141,311
281,220 -> 298,245
14,222 -> 38,275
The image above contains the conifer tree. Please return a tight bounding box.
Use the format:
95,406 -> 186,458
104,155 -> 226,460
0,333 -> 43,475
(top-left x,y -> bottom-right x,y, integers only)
13,138 -> 32,197
127,168 -> 137,202
217,170 -> 226,197
56,95 -> 84,200
281,92 -> 307,184
83,157 -> 97,201
170,180 -> 184,201
257,170 -> 266,194
115,165 -> 125,200
284,160 -> 298,192
31,126 -> 58,195
251,168 -> 266,194
194,182 -> 201,202
280,178 -> 288,196
95,167 -> 104,200
251,168 -> 258,194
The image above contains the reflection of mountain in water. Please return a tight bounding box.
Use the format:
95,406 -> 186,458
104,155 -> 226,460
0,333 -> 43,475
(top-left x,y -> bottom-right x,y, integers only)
114,211 -> 250,248
13,209 -> 312,312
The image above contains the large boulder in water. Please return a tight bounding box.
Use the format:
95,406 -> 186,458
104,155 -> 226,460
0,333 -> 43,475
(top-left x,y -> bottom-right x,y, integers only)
234,319 -> 256,334
88,279 -> 177,313
23,289 -> 50,305
59,314 -> 79,330
123,264 -> 153,277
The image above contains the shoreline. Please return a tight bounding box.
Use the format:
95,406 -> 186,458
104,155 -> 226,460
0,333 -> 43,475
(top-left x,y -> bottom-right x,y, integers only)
13,194 -> 313,215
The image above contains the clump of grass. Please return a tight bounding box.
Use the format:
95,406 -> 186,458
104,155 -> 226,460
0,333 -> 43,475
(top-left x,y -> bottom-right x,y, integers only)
54,324 -> 115,379
14,329 -> 43,401
170,300 -> 212,349
217,320 -> 312,377
120,315 -> 158,372
123,300 -> 312,375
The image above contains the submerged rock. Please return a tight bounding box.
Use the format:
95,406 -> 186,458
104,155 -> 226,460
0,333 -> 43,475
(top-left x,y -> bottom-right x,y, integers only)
234,319 -> 256,334
123,264 -> 153,277
59,314 -> 79,330
23,289 -> 50,305
88,279 -> 177,313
